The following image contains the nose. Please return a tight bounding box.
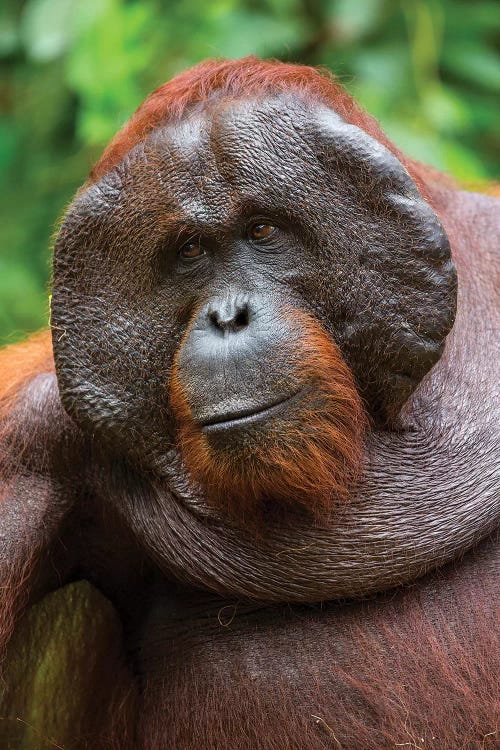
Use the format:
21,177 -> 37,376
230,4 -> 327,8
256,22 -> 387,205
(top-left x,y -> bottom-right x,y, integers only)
176,293 -> 293,426
206,295 -> 251,334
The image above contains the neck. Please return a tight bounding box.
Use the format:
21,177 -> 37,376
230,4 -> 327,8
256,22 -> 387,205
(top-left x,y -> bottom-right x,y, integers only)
112,188 -> 500,602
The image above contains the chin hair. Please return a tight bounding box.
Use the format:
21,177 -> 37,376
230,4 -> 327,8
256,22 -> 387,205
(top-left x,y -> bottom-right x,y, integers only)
170,311 -> 367,524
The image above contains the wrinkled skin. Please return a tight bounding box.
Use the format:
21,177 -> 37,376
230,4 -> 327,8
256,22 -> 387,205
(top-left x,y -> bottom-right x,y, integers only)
53,95 -> 455,449
51,94 -> 496,601
1,85 -> 499,749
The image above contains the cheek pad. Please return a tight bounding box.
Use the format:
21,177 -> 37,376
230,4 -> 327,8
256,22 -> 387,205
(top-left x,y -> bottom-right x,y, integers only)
51,181 -> 180,470
52,97 -> 457,466
306,107 -> 457,422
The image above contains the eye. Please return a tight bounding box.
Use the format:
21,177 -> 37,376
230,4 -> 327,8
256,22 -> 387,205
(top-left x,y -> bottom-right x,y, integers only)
248,222 -> 277,241
178,240 -> 206,261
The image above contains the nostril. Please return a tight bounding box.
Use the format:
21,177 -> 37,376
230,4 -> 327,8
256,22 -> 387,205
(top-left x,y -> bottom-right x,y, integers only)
207,298 -> 251,333
208,309 -> 221,328
234,306 -> 249,329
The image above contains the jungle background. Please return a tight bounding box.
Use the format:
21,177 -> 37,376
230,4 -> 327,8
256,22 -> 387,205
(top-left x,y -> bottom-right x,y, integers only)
1,0 -> 499,344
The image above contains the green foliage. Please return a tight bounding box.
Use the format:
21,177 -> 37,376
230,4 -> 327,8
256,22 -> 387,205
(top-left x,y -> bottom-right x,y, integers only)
0,581 -> 134,748
1,0 -> 499,343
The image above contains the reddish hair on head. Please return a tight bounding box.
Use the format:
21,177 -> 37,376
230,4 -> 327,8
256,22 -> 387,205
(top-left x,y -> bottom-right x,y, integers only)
89,55 -> 425,188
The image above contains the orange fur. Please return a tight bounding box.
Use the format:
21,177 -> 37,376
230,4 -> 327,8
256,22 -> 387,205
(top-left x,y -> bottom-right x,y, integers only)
0,57 -> 497,750
170,310 -> 367,523
88,56 -> 447,195
141,543 -> 500,750
0,331 -> 54,420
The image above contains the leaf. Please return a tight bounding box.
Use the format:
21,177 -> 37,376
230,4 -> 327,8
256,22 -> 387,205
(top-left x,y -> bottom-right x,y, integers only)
329,0 -> 385,41
442,44 -> 500,92
21,0 -> 78,61
421,85 -> 470,134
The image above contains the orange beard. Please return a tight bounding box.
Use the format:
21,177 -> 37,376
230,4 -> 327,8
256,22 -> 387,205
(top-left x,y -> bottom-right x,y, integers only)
170,311 -> 367,523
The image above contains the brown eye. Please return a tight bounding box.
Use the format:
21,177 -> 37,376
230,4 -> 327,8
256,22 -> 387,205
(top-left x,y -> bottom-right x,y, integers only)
179,241 -> 205,260
249,222 -> 276,241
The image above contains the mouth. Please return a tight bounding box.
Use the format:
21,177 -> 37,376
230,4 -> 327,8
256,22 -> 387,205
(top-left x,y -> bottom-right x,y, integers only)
200,391 -> 300,432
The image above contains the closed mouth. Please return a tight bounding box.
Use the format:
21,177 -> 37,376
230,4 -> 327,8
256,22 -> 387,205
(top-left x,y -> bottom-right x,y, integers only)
200,391 -> 300,432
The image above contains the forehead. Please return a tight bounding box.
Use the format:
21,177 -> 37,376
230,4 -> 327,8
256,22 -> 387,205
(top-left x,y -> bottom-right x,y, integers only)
129,94 -> 328,225
155,92 -> 317,165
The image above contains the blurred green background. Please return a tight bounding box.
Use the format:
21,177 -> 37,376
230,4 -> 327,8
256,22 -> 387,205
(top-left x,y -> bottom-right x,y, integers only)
1,0 -> 499,344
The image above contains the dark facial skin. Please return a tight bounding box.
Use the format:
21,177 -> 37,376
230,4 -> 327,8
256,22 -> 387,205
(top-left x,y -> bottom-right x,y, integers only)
52,93 -> 455,485
2,72 -> 498,750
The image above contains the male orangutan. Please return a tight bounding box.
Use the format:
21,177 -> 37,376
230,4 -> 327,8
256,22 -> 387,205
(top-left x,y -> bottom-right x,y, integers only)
0,57 -> 498,750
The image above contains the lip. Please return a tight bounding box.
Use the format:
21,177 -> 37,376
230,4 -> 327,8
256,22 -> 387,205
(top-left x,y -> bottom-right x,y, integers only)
200,391 -> 300,432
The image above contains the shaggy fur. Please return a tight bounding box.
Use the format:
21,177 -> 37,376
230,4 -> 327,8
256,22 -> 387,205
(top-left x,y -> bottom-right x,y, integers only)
170,309 -> 366,522
0,58 -> 498,749
88,56 -> 441,194
138,538 -> 500,750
